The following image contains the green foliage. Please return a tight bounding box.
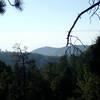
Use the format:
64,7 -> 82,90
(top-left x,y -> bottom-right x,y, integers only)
0,61 -> 12,100
77,65 -> 100,100
0,0 -> 22,14
52,67 -> 76,100
88,37 -> 100,76
0,36 -> 100,100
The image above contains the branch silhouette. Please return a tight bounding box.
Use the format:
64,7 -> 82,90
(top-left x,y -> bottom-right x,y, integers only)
67,1 -> 100,46
0,0 -> 22,14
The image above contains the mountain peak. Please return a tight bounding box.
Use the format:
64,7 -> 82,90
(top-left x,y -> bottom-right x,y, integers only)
32,45 -> 89,56
33,46 -> 60,56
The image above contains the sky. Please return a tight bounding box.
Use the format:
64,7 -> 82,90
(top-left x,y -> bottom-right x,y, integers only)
0,0 -> 100,51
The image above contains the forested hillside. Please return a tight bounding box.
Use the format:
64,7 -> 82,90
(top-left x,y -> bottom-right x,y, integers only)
0,52 -> 58,67
0,37 -> 100,100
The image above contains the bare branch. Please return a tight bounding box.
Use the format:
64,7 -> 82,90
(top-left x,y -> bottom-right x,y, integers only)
70,35 -> 87,48
65,35 -> 87,56
89,4 -> 100,22
7,0 -> 15,6
67,1 -> 100,46
95,13 -> 100,19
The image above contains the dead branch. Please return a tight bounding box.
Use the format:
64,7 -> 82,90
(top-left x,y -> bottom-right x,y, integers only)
7,0 -> 15,6
67,1 -> 100,46
65,35 -> 86,56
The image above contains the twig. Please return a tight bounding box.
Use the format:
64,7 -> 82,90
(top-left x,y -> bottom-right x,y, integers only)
67,1 -> 100,46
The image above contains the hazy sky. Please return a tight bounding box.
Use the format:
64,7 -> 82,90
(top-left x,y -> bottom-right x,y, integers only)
0,0 -> 100,51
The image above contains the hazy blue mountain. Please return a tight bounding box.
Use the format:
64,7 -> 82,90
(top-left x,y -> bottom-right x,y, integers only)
32,46 -> 59,56
29,53 -> 58,67
32,45 -> 89,56
0,45 -> 89,67
0,51 -> 58,67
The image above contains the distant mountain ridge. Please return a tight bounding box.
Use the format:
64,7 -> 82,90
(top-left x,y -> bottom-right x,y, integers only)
0,45 -> 89,67
0,52 -> 58,67
32,46 -> 60,56
32,45 -> 89,56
